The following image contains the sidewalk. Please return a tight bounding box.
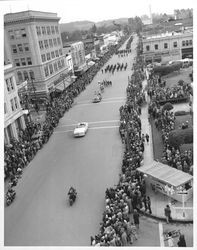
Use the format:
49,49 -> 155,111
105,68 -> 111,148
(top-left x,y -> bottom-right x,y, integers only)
139,78 -> 193,223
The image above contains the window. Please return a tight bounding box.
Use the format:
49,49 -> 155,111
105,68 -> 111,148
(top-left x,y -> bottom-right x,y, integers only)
146,45 -> 150,51
41,54 -> 46,62
14,97 -> 18,109
53,38 -> 57,46
4,103 -> 7,114
44,66 -> 49,77
55,50 -> 59,57
18,44 -> 23,52
186,40 -> 189,46
29,70 -> 35,80
189,40 -> 192,45
182,41 -> 185,46
61,59 -> 65,67
55,26 -> 59,33
11,45 -> 17,53
39,41 -> 44,50
15,29 -> 21,39
51,51 -> 55,58
173,41 -> 177,48
15,59 -> 20,66
6,79 -> 10,92
164,43 -> 168,49
21,58 -> 26,66
59,49 -> 63,55
24,43 -> 30,52
47,26 -> 51,35
49,64 -> 53,74
36,26 -> 41,36
27,57 -> 32,65
58,60 -> 61,69
8,30 -> 15,39
21,28 -> 26,37
17,71 -> 23,82
49,39 -> 53,47
154,44 -> 158,50
42,26 -> 46,35
47,53 -> 51,60
10,99 -> 15,111
44,40 -> 49,49
57,37 -> 61,45
10,77 -> 14,90
23,71 -> 29,80
54,62 -> 58,72
51,26 -> 55,34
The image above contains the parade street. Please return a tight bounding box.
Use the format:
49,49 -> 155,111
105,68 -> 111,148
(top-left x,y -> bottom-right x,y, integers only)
5,36 -> 139,246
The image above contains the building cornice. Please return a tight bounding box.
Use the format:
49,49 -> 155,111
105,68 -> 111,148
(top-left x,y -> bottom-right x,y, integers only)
5,17 -> 60,26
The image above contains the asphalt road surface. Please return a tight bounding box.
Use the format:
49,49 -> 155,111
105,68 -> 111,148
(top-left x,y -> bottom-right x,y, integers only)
5,35 -> 139,246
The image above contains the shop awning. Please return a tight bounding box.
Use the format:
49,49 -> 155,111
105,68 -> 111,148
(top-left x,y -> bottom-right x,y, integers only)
137,161 -> 193,187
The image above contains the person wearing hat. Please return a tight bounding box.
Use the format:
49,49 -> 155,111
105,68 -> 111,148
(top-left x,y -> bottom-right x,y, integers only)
164,204 -> 172,223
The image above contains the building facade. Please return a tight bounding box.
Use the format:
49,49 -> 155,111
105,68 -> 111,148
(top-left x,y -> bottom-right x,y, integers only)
4,10 -> 69,97
4,63 -> 26,144
70,41 -> 86,70
142,30 -> 193,64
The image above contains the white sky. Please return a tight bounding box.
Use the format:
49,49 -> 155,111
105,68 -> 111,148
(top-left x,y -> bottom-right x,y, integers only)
0,0 -> 195,23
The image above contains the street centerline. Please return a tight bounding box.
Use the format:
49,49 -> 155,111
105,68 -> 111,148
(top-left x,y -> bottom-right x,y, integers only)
58,120 -> 120,128
74,99 -> 125,107
54,125 -> 119,134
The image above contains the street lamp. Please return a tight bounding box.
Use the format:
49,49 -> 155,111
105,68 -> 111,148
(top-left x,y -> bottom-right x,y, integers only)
24,85 -> 32,122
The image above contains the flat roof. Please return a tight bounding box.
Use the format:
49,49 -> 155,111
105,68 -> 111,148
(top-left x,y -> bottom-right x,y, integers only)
144,30 -> 193,40
137,161 -> 193,187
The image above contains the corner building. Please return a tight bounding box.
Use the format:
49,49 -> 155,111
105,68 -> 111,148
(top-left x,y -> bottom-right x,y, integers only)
4,10 -> 69,98
4,63 -> 26,144
142,30 -> 193,64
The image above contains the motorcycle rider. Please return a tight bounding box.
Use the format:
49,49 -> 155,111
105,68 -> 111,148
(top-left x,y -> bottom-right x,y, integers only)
68,187 -> 77,203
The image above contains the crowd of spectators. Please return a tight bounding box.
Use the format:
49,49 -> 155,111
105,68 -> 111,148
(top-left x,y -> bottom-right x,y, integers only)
91,43 -> 152,246
4,35 -> 129,181
126,36 -> 134,50
148,77 -> 193,175
147,73 -> 191,103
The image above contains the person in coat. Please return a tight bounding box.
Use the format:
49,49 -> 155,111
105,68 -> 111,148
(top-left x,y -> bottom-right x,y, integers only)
177,234 -> 187,247
133,209 -> 140,230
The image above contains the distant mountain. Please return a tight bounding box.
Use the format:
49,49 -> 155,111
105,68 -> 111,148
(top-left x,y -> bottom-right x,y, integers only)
60,20 -> 94,33
60,18 -> 129,33
96,18 -> 129,27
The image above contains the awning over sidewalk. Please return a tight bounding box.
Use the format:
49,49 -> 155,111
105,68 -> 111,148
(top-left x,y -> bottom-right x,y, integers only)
137,161 -> 193,187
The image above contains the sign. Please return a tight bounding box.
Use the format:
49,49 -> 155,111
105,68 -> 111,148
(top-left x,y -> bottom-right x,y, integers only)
177,192 -> 188,195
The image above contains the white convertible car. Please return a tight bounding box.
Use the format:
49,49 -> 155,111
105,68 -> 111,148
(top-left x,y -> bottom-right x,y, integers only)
73,122 -> 89,137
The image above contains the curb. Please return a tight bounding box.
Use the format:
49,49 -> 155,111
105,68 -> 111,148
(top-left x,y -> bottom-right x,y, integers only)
138,209 -> 193,224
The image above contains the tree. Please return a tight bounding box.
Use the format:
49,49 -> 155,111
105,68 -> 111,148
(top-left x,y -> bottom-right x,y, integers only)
91,24 -> 97,34
168,128 -> 193,148
153,62 -> 182,76
162,102 -> 173,112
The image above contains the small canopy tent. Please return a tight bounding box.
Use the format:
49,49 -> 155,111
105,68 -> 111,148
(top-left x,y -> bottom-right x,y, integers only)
137,161 -> 192,187
137,161 -> 193,201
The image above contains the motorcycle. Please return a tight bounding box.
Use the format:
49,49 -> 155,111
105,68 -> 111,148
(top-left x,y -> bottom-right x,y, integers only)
6,189 -> 16,206
68,188 -> 77,206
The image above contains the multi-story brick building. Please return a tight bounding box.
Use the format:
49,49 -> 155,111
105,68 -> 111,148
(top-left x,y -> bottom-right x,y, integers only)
4,63 -> 26,144
142,29 -> 193,64
70,41 -> 86,70
4,10 -> 69,98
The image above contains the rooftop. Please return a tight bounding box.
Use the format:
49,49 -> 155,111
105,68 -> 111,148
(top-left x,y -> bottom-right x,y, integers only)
144,29 -> 193,40
4,10 -> 60,24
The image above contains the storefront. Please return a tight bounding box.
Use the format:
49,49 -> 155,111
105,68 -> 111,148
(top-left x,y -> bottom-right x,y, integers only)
137,162 -> 193,202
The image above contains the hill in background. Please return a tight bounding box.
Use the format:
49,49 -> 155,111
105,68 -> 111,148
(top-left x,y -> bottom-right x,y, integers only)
60,17 -> 129,33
